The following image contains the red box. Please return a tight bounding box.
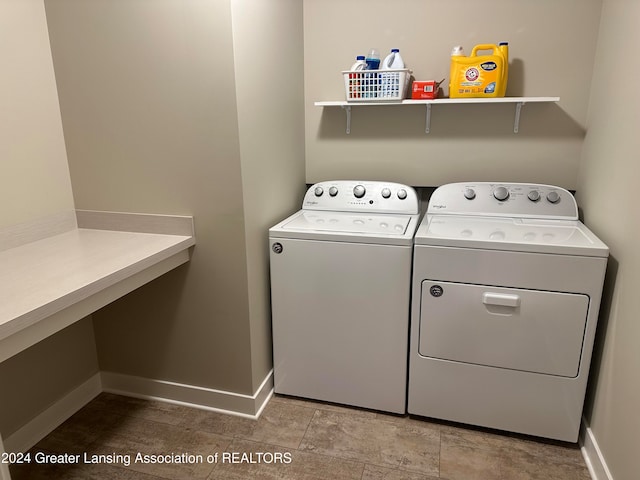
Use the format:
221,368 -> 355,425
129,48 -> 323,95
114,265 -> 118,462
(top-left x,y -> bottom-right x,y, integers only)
412,80 -> 439,99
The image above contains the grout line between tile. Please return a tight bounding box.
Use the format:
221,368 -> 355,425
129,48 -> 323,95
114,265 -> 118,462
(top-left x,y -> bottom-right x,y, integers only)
296,408 -> 320,450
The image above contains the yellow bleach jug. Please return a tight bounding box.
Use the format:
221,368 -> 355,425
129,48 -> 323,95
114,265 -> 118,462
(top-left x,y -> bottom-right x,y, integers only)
449,42 -> 509,98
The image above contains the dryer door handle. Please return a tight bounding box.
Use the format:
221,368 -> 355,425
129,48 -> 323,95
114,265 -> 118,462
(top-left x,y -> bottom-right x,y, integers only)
482,292 -> 521,308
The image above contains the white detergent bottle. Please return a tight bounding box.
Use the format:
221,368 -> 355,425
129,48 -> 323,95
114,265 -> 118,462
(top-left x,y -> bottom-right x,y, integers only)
348,55 -> 367,99
350,55 -> 367,71
380,49 -> 405,98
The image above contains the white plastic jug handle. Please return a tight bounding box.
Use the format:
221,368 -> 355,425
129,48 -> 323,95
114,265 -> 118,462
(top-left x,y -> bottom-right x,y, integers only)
482,292 -> 520,308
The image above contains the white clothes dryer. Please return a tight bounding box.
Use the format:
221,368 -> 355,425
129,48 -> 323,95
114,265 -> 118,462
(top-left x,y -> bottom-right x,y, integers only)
408,182 -> 608,442
270,180 -> 419,413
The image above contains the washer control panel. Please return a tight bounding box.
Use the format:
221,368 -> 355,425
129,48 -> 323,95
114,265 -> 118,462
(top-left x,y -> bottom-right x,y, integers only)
303,181 -> 419,214
427,182 -> 577,220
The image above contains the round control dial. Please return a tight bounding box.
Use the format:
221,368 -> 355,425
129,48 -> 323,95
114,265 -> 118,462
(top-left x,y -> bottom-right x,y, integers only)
353,185 -> 366,198
528,190 -> 541,202
329,186 -> 338,197
381,188 -> 391,199
546,191 -> 561,204
463,188 -> 476,200
397,189 -> 407,200
314,186 -> 324,197
493,186 -> 510,201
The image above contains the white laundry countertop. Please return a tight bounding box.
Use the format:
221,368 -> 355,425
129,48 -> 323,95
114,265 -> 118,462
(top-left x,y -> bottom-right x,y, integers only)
0,211 -> 195,363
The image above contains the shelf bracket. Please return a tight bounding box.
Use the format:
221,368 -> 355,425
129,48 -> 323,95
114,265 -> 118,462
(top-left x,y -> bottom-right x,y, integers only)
513,101 -> 525,133
341,105 -> 352,134
425,104 -> 432,134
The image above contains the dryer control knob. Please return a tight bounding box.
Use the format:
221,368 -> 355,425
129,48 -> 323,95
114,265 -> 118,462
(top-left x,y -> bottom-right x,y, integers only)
329,186 -> 338,197
314,186 -> 324,197
464,188 -> 476,200
528,190 -> 541,202
493,186 -> 510,201
546,191 -> 561,204
397,189 -> 408,200
353,185 -> 366,198
381,188 -> 391,199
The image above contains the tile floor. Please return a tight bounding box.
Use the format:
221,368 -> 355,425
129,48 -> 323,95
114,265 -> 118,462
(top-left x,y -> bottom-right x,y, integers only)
10,393 -> 592,480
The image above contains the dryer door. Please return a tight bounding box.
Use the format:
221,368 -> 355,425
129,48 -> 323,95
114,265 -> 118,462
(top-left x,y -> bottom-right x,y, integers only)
418,280 -> 589,377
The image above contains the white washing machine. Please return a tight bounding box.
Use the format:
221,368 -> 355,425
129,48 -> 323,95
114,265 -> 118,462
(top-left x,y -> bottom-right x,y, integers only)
408,182 -> 608,442
270,180 -> 420,413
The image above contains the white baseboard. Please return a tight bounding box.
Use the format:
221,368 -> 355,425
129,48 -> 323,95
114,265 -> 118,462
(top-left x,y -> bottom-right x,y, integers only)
3,373 -> 102,454
0,432 -> 11,480
4,370 -> 274,454
580,417 -> 614,480
100,370 -> 274,419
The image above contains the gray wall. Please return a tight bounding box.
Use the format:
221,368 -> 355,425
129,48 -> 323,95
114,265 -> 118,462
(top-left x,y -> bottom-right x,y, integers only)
577,1 -> 639,479
44,0 -> 305,395
230,0 -> 306,389
0,0 -> 74,227
303,0 -> 601,189
0,0 -> 98,438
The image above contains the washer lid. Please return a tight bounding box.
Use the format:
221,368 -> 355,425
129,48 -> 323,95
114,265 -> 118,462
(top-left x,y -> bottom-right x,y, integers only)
270,210 -> 419,245
415,215 -> 609,257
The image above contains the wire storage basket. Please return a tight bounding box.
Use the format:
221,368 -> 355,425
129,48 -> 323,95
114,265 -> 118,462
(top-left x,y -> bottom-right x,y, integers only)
342,69 -> 411,102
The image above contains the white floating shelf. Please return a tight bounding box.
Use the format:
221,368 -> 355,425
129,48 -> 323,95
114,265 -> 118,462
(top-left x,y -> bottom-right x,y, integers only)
314,97 -> 560,134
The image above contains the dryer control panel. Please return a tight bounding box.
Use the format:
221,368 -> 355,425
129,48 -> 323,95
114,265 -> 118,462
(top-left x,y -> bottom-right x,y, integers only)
427,182 -> 578,220
303,181 -> 419,215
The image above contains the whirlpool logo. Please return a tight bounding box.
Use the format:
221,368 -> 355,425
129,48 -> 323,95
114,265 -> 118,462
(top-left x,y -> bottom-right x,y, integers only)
431,204 -> 447,209
430,285 -> 444,297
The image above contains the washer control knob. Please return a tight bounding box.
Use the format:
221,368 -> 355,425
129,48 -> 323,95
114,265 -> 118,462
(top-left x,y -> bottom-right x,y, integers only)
463,188 -> 476,200
314,186 -> 324,197
546,191 -> 561,204
329,186 -> 338,197
493,186 -> 510,201
397,189 -> 408,200
353,185 -> 366,198
528,190 -> 541,202
381,188 -> 391,199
